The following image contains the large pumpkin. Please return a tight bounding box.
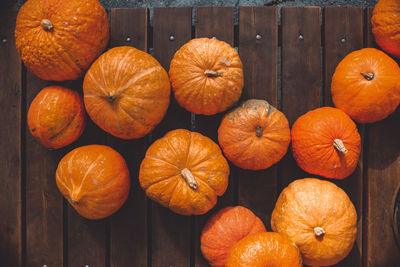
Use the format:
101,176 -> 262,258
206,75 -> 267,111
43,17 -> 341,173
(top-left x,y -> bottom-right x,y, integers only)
271,178 -> 357,266
56,145 -> 130,219
139,129 -> 229,215
372,0 -> 400,58
169,38 -> 243,115
27,86 -> 86,149
201,206 -> 266,267
331,48 -> 400,123
291,107 -> 361,179
218,99 -> 291,170
83,46 -> 170,139
226,232 -> 302,267
15,0 -> 109,81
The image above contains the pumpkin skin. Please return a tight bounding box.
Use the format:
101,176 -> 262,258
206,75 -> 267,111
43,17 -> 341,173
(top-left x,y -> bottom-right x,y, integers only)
226,232 -> 302,267
139,129 -> 229,215
331,48 -> 400,123
83,46 -> 170,140
271,178 -> 357,267
201,206 -> 266,267
27,86 -> 86,149
169,38 -> 243,115
291,107 -> 361,179
218,99 -> 290,170
15,0 -> 109,81
56,145 -> 130,220
372,0 -> 400,58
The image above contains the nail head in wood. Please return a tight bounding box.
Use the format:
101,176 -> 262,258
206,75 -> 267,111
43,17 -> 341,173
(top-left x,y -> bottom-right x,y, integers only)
211,36 -> 217,39
298,34 -> 304,40
256,34 -> 262,40
126,37 -> 131,42
1,38 -> 6,43
341,37 -> 346,43
169,35 -> 175,41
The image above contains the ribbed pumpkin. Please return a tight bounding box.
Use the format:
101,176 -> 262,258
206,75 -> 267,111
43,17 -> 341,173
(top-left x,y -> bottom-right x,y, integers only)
331,48 -> 400,123
169,38 -> 243,115
271,178 -> 357,267
56,145 -> 130,219
27,86 -> 86,149
139,129 -> 229,215
83,46 -> 170,139
291,107 -> 361,179
218,99 -> 291,170
201,206 -> 266,267
15,0 -> 109,81
226,232 -> 302,267
372,0 -> 400,57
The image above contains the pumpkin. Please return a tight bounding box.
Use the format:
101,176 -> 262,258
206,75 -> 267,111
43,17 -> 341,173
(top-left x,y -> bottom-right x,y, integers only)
372,0 -> 400,58
331,48 -> 400,123
27,86 -> 86,149
291,107 -> 361,179
139,129 -> 229,215
218,99 -> 290,170
169,38 -> 243,115
83,46 -> 170,139
15,0 -> 109,81
201,206 -> 266,267
56,145 -> 130,219
271,178 -> 357,266
226,232 -> 302,267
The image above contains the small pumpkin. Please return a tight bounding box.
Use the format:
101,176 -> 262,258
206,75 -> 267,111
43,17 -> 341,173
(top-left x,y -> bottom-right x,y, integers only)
291,107 -> 361,179
201,206 -> 266,267
15,0 -> 109,81
271,178 -> 357,266
27,86 -> 86,149
56,145 -> 130,219
226,232 -> 302,267
83,46 -> 170,139
169,38 -> 243,115
372,0 -> 400,58
139,129 -> 229,215
331,48 -> 400,123
218,99 -> 290,170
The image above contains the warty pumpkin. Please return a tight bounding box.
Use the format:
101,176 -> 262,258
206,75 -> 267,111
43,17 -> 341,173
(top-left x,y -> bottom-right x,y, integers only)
201,206 -> 266,267
271,178 -> 357,267
15,0 -> 109,81
226,232 -> 302,267
169,38 -> 243,115
331,48 -> 400,123
372,0 -> 400,58
56,145 -> 130,220
83,46 -> 170,139
218,99 -> 290,170
27,86 -> 86,149
139,129 -> 229,215
291,107 -> 361,179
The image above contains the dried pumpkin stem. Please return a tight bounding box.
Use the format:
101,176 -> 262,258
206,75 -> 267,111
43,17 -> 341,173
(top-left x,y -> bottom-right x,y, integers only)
314,227 -> 325,237
204,69 -> 222,77
181,168 -> 198,190
41,19 -> 54,31
360,72 -> 375,81
333,139 -> 348,154
107,94 -> 116,103
255,126 -> 263,137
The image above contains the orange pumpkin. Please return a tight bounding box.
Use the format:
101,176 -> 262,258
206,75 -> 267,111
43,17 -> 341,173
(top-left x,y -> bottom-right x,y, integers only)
201,206 -> 266,267
372,0 -> 400,57
83,46 -> 170,139
56,145 -> 130,220
169,38 -> 243,115
27,86 -> 86,149
331,48 -> 400,123
218,99 -> 291,170
291,107 -> 361,179
226,232 -> 302,267
271,178 -> 357,266
15,0 -> 109,81
139,129 -> 229,215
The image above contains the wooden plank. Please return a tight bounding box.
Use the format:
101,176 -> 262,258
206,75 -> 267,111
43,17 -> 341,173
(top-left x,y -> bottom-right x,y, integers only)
0,10 -> 22,267
109,8 -> 149,267
324,7 -> 364,267
151,7 -> 193,267
237,6 -> 279,227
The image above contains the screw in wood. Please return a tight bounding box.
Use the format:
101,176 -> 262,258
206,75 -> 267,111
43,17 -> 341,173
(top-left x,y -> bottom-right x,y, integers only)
256,34 -> 262,40
298,34 -> 304,40
42,265 -> 47,267
341,38 -> 346,43
1,38 -> 6,43
169,35 -> 175,41
126,37 -> 131,42
85,265 -> 89,267
211,36 -> 217,39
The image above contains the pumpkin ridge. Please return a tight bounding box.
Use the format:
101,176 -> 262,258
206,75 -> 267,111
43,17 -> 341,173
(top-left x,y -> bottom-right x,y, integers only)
51,34 -> 86,73
35,91 -> 50,142
189,153 -> 221,169
167,180 -> 183,209
145,156 -> 180,170
48,110 -> 79,141
118,103 -> 154,127
86,71 -> 109,96
141,174 -> 180,190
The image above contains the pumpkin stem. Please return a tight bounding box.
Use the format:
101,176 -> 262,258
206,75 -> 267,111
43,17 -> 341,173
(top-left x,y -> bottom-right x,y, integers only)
255,126 -> 263,137
181,168 -> 198,190
314,227 -> 325,237
333,139 -> 348,154
360,72 -> 375,81
41,19 -> 54,31
107,94 -> 116,103
204,69 -> 222,78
